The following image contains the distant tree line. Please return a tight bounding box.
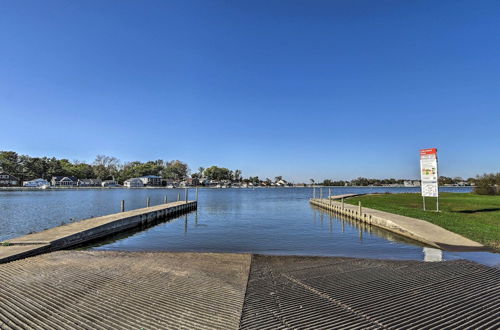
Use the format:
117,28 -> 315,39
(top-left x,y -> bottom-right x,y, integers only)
321,177 -> 407,186
0,151 -> 285,186
195,166 -> 285,186
0,151 -> 190,184
321,176 -> 479,187
193,166 -> 242,182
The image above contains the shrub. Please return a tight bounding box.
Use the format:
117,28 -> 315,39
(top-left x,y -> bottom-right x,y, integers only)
473,173 -> 500,195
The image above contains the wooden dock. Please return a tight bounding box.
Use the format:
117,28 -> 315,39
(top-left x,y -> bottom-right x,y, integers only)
0,200 -> 197,263
310,197 -> 484,250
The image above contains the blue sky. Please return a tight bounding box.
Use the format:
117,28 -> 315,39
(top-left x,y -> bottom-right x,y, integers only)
1,0 -> 499,182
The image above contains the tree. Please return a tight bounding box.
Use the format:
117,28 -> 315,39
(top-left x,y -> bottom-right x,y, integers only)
438,176 -> 454,185
310,179 -> 315,186
46,157 -> 64,179
162,160 -> 189,181
93,155 -> 120,180
0,151 -> 22,178
234,169 -> 242,182
466,177 -> 476,185
203,166 -> 232,181
198,167 -> 205,178
351,177 -> 370,186
73,163 -> 94,179
21,156 -> 49,180
248,176 -> 260,184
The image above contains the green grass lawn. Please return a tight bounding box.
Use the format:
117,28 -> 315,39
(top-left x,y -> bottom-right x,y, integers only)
344,193 -> 500,250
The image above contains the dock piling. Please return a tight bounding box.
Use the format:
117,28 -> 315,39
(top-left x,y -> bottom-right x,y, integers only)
196,188 -> 199,201
185,188 -> 188,203
341,198 -> 344,209
164,195 -> 168,204
358,201 -> 362,215
177,192 -> 180,201
121,200 -> 125,212
147,197 -> 151,207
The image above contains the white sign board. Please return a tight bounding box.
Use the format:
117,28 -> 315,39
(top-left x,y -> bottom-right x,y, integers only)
420,148 -> 438,197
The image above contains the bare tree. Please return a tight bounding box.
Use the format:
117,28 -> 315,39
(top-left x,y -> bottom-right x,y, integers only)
93,155 -> 120,180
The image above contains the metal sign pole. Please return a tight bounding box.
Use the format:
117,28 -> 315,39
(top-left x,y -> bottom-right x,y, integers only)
423,196 -> 426,211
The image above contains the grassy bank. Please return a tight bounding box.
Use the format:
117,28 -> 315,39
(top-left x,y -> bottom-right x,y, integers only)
345,193 -> 500,250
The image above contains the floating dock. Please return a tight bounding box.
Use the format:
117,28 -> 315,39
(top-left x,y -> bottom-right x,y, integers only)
310,196 -> 484,250
0,251 -> 497,329
0,200 -> 197,263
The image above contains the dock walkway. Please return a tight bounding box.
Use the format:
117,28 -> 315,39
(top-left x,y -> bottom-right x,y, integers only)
0,200 -> 197,263
311,196 -> 484,250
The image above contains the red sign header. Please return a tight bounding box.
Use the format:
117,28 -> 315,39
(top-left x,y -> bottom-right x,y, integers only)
420,148 -> 437,156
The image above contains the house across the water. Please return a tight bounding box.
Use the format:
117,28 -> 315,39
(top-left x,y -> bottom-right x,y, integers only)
139,175 -> 162,186
23,178 -> 50,187
0,172 -> 20,187
102,180 -> 119,187
77,178 -> 102,187
124,178 -> 144,188
51,176 -> 78,187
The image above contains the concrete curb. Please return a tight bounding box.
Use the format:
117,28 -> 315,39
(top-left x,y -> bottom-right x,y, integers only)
310,198 -> 484,250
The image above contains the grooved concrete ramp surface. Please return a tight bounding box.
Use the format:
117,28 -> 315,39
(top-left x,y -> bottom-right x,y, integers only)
1,252 -> 499,329
0,251 -> 251,330
240,255 -> 499,329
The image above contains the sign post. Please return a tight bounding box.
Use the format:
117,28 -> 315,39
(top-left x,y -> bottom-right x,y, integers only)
420,148 -> 439,212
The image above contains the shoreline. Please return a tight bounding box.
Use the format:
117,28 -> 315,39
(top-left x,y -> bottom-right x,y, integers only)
0,185 -> 473,191
310,196 -> 486,252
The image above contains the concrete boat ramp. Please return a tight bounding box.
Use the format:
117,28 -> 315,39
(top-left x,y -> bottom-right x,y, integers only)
0,251 -> 498,329
0,201 -> 197,264
311,195 -> 485,250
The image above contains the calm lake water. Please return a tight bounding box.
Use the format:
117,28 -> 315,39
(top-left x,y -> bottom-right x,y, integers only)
1,187 -> 498,266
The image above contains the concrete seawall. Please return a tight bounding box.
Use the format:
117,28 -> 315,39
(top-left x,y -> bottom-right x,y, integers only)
310,197 -> 484,250
0,200 -> 197,263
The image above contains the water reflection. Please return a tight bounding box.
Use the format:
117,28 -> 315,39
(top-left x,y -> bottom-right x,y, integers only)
310,205 -> 427,248
2,187 -> 497,266
184,214 -> 188,235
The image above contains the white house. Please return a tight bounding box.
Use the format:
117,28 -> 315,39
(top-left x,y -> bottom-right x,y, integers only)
78,178 -> 102,187
139,175 -> 162,186
124,178 -> 144,188
23,178 -> 50,187
404,180 -> 421,187
102,180 -> 119,187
